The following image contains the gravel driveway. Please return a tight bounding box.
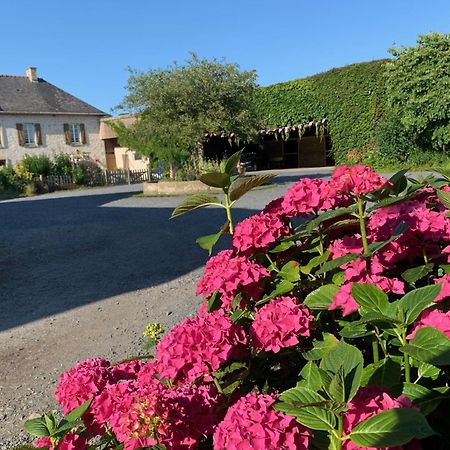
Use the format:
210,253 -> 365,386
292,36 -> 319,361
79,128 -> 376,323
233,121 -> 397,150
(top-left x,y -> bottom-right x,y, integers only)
0,168 -> 332,448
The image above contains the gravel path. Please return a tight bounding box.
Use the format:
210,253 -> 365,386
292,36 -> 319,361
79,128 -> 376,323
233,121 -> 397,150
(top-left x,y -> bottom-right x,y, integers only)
0,168 -> 332,448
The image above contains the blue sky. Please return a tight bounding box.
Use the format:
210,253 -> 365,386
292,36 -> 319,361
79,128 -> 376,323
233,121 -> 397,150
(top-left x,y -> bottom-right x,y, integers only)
2,0 -> 448,113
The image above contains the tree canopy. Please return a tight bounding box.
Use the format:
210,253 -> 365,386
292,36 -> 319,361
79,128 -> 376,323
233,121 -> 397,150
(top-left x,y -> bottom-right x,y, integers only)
384,33 -> 450,152
116,54 -> 259,163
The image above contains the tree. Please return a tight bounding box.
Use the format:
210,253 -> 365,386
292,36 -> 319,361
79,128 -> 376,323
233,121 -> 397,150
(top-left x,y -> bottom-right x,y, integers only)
384,33 -> 450,152
116,54 -> 259,172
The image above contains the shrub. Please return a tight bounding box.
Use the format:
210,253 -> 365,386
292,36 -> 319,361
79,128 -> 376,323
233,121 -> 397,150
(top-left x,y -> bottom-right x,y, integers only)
0,167 -> 25,192
17,154 -> 52,177
24,154 -> 450,449
52,153 -> 74,176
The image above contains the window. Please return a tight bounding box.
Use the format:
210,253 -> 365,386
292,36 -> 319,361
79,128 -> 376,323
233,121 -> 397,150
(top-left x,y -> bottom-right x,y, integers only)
64,123 -> 86,145
16,123 -> 42,146
23,123 -> 35,144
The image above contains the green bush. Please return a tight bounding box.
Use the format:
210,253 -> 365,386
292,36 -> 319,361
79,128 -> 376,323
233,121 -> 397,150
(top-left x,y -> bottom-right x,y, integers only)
19,154 -> 52,177
53,153 -> 73,176
253,60 -> 388,164
0,167 -> 25,192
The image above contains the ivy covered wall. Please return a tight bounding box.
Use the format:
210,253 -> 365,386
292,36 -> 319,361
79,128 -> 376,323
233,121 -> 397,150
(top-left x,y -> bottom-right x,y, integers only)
253,60 -> 389,164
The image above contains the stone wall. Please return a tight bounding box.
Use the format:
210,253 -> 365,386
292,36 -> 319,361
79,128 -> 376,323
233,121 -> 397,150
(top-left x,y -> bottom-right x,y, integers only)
0,114 -> 106,167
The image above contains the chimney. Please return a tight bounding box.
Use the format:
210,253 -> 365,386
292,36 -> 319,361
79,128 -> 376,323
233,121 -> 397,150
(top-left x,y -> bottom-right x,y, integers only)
26,67 -> 38,82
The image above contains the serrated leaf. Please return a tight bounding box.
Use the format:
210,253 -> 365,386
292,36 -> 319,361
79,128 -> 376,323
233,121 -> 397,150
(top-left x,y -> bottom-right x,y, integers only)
24,417 -> 50,437
224,150 -> 243,175
396,284 -> 442,325
328,366 -> 346,403
229,174 -> 275,202
401,264 -> 434,284
389,169 -> 409,195
361,358 -> 401,388
64,398 -> 92,422
300,251 -> 330,275
255,280 -> 294,306
171,193 -> 221,218
275,387 -> 337,431
437,189 -> 450,209
418,362 -> 440,380
351,283 -> 391,315
316,253 -> 360,274
320,341 -> 363,402
196,231 -> 222,255
53,418 -> 80,437
270,241 -> 295,253
303,333 -> 339,361
304,284 -> 339,310
402,383 -> 446,416
339,322 -> 371,338
278,261 -> 300,282
400,327 -> 450,366
304,206 -> 357,232
298,361 -> 322,391
199,172 -> 230,188
349,408 -> 435,447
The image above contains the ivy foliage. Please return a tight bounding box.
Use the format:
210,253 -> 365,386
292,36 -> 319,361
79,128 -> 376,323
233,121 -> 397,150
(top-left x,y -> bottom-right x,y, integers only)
384,33 -> 450,152
253,60 -> 388,164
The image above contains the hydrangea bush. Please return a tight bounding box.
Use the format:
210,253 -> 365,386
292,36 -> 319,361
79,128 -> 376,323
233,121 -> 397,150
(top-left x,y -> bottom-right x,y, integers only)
25,152 -> 450,449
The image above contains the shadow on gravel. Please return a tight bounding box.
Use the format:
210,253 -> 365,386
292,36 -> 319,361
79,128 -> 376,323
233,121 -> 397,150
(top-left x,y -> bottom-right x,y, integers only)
0,191 -> 258,332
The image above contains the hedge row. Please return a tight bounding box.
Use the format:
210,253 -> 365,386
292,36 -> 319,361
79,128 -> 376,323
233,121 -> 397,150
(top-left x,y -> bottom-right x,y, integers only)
253,59 -> 389,164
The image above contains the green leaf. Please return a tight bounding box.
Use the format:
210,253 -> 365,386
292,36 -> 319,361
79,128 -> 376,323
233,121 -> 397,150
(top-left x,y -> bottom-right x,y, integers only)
255,280 -> 294,306
300,251 -> 331,275
339,322 -> 371,338
389,169 -> 409,195
231,293 -> 242,311
24,417 -> 50,437
171,193 -> 221,218
196,231 -> 222,255
304,205 -> 357,232
320,341 -> 363,402
224,150 -> 243,175
207,291 -> 222,312
278,261 -> 300,282
437,189 -> 450,209
328,366 -> 346,403
229,174 -> 275,202
356,311 -> 400,325
53,419 -> 80,437
402,383 -> 446,415
298,361 -> 323,391
400,327 -> 450,366
199,172 -> 230,188
304,284 -> 339,310
401,264 -> 434,284
418,361 -> 441,380
351,283 -> 391,315
303,333 -> 339,361
270,241 -> 295,253
367,221 -> 408,254
361,358 -> 402,388
275,387 -> 337,431
43,414 -> 56,434
64,398 -> 92,422
349,408 -> 435,447
396,284 -> 442,325
316,253 -> 360,275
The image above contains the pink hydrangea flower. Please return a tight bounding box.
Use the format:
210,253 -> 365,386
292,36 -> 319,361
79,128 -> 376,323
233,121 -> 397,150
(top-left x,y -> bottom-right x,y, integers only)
55,358 -> 111,414
281,177 -> 337,216
196,250 -> 269,307
111,360 -> 143,382
407,308 -> 450,339
213,392 -> 311,450
332,165 -> 390,196
232,213 -> 290,256
262,196 -> 285,215
34,433 -> 87,450
434,274 -> 450,302
156,307 -> 247,384
250,296 -> 314,353
343,385 -> 416,450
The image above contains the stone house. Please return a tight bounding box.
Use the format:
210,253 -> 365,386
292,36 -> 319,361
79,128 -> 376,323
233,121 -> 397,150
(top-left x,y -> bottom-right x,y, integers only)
0,67 -> 108,167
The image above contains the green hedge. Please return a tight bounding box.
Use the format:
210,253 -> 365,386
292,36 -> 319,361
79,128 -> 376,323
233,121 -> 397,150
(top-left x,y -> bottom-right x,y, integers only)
253,60 -> 389,164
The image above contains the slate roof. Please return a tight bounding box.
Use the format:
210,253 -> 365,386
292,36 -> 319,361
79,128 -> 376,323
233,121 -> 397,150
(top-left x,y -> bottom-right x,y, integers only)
0,75 -> 106,115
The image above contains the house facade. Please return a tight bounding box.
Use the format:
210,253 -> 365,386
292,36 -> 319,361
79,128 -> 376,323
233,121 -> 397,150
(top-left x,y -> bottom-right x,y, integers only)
0,67 -> 108,167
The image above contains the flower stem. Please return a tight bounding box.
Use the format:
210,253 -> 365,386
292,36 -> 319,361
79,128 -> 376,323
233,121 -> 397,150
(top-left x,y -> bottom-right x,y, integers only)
357,197 -> 369,255
224,192 -> 234,235
401,328 -> 411,383
372,337 -> 380,363
337,415 -> 343,450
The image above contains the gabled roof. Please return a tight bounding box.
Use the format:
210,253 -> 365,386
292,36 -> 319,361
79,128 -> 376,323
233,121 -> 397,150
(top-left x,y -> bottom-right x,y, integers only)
0,75 -> 106,116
